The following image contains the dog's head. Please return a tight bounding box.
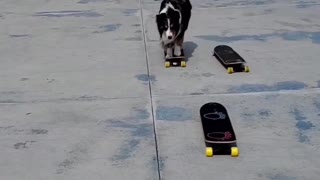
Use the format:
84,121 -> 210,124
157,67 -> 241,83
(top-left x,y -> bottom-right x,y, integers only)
156,8 -> 180,44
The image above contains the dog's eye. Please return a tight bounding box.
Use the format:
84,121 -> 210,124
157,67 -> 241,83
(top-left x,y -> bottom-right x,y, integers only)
170,24 -> 174,27
164,25 -> 168,28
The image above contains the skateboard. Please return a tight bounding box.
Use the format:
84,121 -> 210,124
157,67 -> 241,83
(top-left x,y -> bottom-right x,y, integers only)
164,48 -> 186,68
213,45 -> 250,74
200,102 -> 239,157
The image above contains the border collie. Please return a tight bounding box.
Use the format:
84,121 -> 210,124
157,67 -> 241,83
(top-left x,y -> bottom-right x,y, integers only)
156,0 -> 192,58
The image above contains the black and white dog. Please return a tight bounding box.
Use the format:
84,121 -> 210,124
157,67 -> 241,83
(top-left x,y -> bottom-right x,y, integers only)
156,0 -> 192,58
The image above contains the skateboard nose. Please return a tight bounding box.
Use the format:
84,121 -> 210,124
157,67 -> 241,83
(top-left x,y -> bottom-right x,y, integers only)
168,36 -> 172,39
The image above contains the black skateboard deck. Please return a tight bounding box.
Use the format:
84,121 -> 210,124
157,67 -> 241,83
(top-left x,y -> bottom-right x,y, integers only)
164,48 -> 186,68
200,102 -> 239,157
213,45 -> 250,74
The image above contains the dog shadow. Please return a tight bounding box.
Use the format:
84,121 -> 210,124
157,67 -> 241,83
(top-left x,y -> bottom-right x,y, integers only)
183,41 -> 198,61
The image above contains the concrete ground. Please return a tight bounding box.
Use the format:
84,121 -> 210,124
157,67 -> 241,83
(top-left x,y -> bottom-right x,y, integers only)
1,0 -> 320,179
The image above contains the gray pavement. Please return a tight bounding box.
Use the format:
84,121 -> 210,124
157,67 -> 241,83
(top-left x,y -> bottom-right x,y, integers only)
1,0 -> 320,180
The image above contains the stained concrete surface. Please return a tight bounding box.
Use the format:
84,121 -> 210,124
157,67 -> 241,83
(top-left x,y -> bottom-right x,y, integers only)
0,0 -> 320,180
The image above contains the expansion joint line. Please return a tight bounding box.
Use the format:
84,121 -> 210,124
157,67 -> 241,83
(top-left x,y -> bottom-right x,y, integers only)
138,1 -> 162,180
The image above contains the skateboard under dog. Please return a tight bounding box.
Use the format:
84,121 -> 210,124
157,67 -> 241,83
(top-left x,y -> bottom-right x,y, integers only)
164,48 -> 186,68
213,45 -> 250,74
200,102 -> 239,157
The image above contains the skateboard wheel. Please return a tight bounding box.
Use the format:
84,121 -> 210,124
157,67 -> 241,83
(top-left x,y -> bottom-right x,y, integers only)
244,66 -> 250,72
227,67 -> 234,74
165,62 -> 170,68
231,147 -> 239,157
181,61 -> 186,67
206,147 -> 213,157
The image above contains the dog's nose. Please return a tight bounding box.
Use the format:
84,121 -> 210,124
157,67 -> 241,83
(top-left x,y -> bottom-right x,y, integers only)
168,36 -> 172,39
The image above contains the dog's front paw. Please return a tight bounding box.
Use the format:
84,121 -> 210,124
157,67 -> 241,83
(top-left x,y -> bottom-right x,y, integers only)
166,48 -> 172,58
174,46 -> 181,56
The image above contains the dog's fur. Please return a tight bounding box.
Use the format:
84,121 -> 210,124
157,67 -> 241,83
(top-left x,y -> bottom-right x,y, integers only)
156,0 -> 192,58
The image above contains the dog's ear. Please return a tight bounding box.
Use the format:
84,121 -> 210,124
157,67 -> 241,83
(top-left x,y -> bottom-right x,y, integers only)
156,14 -> 160,23
156,13 -> 166,23
170,10 -> 180,23
167,8 -> 180,23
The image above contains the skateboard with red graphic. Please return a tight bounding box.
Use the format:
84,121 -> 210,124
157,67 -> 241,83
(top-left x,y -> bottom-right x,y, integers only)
200,102 -> 239,157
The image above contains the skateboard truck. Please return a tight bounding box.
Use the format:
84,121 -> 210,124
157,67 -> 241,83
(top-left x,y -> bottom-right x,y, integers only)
213,45 -> 250,74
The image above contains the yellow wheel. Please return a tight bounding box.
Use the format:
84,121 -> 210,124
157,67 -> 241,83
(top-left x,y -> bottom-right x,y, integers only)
227,67 -> 234,74
206,147 -> 213,157
165,62 -> 170,68
181,61 -> 186,67
244,66 -> 250,72
231,147 -> 239,157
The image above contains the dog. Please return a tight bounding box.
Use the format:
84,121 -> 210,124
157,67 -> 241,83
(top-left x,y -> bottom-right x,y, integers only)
156,0 -> 192,58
